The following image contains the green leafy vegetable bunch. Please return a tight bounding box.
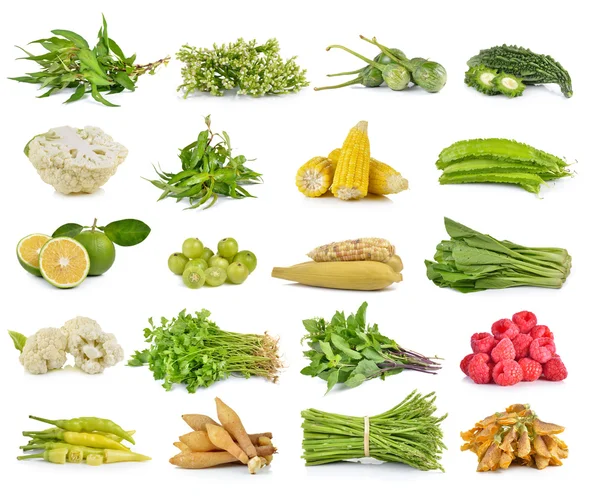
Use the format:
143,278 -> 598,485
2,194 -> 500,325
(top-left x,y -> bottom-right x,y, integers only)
128,310 -> 281,393
147,116 -> 262,210
426,218 -> 572,293
11,15 -> 169,106
301,302 -> 441,393
177,38 -> 309,97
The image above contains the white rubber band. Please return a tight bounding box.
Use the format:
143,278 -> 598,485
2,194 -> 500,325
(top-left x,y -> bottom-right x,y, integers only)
363,416 -> 370,457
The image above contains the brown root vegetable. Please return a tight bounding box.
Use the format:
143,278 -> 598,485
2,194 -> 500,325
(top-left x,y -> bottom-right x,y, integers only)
533,418 -> 565,435
215,397 -> 258,458
477,443 -> 501,472
179,430 -> 273,452
182,414 -> 219,431
533,435 -> 551,458
169,445 -> 276,469
173,441 -> 190,452
248,456 -> 266,474
517,430 -> 531,459
206,424 -> 249,464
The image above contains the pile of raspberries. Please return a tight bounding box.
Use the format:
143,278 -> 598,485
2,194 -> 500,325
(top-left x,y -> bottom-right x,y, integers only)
460,311 -> 568,386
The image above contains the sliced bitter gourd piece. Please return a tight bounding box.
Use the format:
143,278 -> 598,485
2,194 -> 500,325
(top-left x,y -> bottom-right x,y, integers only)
464,65 -> 498,95
493,73 -> 526,98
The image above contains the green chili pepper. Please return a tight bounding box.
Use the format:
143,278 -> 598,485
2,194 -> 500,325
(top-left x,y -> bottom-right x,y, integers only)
23,430 -> 129,451
28,415 -> 135,444
18,447 -> 68,464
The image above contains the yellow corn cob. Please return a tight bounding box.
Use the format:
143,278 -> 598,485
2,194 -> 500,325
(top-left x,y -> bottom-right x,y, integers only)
296,157 -> 334,197
330,121 -> 370,200
329,149 -> 408,195
271,261 -> 402,291
307,238 -> 395,262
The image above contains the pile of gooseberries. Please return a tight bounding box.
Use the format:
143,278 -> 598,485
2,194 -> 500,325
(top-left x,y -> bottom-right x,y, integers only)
168,237 -> 257,289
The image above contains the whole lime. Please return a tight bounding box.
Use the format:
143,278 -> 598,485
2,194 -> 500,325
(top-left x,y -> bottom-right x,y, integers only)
75,230 -> 116,276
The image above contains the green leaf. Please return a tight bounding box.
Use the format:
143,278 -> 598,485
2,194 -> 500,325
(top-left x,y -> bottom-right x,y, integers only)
319,341 -> 335,361
64,83 -> 86,103
353,359 -> 380,378
8,330 -> 27,352
103,219 -> 151,246
108,38 -> 126,61
114,71 -> 135,91
52,223 -> 83,238
127,349 -> 149,366
344,373 -> 366,388
100,14 -> 110,51
50,29 -> 89,49
361,347 -> 385,363
90,83 -> 118,107
326,370 -> 339,394
355,302 -> 368,329
331,334 -> 362,360
78,48 -> 106,77
302,319 -> 319,333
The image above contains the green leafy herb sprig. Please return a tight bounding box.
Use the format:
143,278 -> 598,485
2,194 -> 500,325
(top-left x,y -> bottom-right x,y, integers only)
177,38 -> 309,97
127,309 -> 282,393
53,218 -> 151,247
11,15 -> 169,106
301,302 -> 441,393
146,116 -> 262,210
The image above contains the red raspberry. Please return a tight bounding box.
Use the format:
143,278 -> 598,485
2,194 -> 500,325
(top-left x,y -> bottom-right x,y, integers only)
460,354 -> 475,375
513,333 -> 532,359
529,338 -> 556,364
530,325 -> 554,340
491,319 -> 520,340
543,357 -> 568,381
491,338 -> 516,363
470,332 -> 496,354
518,358 -> 542,381
468,353 -> 491,384
492,360 -> 523,386
512,311 -> 537,334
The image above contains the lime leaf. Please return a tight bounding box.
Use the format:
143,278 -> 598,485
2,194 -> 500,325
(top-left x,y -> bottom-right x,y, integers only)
103,219 -> 151,246
52,223 -> 83,238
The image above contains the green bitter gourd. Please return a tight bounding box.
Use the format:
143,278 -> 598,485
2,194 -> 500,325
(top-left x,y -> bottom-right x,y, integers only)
464,65 -> 498,95
493,73 -> 526,98
467,45 -> 572,97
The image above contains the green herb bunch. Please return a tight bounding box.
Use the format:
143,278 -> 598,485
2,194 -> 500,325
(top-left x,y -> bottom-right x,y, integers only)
177,38 -> 309,97
426,218 -> 572,292
301,302 -> 441,393
147,116 -> 262,210
11,15 -> 169,106
302,390 -> 447,471
128,310 -> 281,393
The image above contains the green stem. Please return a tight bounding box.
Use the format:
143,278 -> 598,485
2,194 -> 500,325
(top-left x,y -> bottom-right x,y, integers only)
314,75 -> 362,91
325,45 -> 384,71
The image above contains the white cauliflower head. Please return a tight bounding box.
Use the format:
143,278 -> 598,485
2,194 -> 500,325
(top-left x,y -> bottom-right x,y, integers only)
25,126 -> 128,195
62,316 -> 124,375
19,327 -> 67,374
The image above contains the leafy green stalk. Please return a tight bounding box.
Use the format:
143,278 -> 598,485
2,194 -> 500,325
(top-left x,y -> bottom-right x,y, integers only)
128,310 -> 281,393
302,390 -> 446,471
425,217 -> 571,293
146,116 -> 262,211
11,15 -> 169,106
301,303 -> 441,393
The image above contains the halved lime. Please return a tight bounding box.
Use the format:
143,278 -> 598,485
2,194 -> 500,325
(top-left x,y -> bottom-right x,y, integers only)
39,237 -> 90,289
17,233 -> 51,276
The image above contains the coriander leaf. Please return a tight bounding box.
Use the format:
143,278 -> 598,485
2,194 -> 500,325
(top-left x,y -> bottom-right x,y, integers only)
127,349 -> 149,366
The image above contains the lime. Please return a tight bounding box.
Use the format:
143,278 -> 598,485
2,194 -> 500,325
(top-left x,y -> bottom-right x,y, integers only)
39,237 -> 90,288
17,233 -> 51,276
75,230 -> 116,276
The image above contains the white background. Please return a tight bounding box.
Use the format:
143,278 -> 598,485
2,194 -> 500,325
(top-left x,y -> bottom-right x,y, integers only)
0,0 -> 597,498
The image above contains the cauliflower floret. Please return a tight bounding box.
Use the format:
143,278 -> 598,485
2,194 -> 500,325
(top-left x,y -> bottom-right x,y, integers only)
62,317 -> 124,375
19,328 -> 67,374
25,126 -> 128,195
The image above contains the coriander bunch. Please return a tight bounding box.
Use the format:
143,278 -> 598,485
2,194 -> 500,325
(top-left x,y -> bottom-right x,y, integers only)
302,391 -> 447,471
177,38 -> 309,97
128,310 -> 281,393
11,15 -> 169,106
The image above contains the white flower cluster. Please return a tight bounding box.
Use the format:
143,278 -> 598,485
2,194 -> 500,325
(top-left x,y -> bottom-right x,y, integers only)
177,38 -> 309,97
